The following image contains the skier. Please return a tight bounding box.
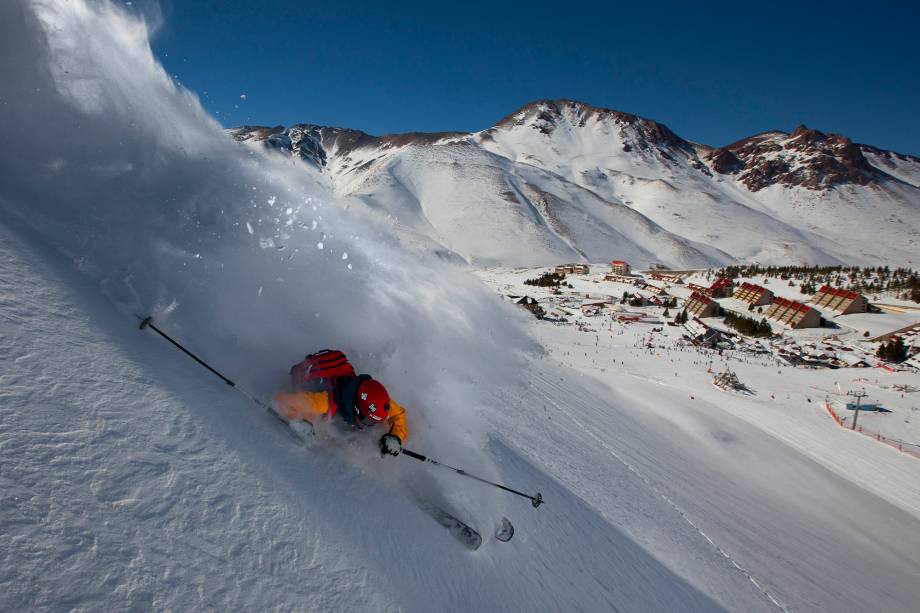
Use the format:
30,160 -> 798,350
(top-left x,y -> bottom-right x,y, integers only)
274,350 -> 408,456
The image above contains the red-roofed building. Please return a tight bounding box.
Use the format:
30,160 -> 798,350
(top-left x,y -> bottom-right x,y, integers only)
811,285 -> 868,315
609,260 -> 631,276
684,291 -> 719,318
765,297 -> 821,329
650,271 -> 684,283
734,282 -> 774,306
708,277 -> 734,298
689,278 -> 734,298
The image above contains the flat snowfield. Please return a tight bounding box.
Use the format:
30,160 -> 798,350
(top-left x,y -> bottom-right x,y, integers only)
2,1 -> 920,611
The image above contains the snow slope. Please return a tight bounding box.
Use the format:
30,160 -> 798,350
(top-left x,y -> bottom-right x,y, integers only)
3,1 -> 920,612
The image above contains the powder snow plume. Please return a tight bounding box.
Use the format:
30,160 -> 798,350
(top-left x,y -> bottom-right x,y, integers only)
0,0 -> 535,515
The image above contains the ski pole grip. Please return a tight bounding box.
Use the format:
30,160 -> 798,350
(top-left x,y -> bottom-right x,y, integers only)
401,448 -> 427,462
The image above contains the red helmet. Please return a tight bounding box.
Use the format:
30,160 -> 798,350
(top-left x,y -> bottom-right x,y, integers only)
355,378 -> 390,423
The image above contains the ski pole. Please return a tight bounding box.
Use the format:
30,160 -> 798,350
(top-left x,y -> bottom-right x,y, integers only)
137,316 -> 292,429
401,448 -> 543,508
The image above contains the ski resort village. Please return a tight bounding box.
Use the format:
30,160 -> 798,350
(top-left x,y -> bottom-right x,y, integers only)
477,261 -> 920,458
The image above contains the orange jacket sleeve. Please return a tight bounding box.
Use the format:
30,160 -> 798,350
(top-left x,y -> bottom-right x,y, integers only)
275,391 -> 330,422
275,390 -> 408,442
387,400 -> 409,442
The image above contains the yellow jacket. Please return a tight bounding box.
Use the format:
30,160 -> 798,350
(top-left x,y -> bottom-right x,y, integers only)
275,390 -> 409,442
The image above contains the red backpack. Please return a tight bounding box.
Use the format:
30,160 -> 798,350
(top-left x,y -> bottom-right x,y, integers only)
289,349 -> 356,418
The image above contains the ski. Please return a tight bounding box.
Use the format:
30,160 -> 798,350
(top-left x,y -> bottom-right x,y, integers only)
415,501 -> 482,551
414,501 -> 516,549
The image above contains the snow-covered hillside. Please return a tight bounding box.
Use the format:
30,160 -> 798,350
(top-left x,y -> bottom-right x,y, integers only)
3,1 -> 920,612
235,104 -> 920,268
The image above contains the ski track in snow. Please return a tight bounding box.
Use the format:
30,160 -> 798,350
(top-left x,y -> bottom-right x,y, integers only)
541,374 -> 788,612
487,309 -> 920,613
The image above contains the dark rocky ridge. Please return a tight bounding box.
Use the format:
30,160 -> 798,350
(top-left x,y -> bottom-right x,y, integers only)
231,124 -> 464,169
705,125 -> 886,191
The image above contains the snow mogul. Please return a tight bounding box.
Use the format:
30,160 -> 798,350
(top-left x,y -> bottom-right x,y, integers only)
274,349 -> 407,456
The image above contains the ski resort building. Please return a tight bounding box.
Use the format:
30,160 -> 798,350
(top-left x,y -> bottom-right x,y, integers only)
688,278 -> 733,298
649,271 -> 685,283
871,322 -> 920,343
555,263 -> 590,275
811,285 -> 868,315
609,260 -> 631,276
684,291 -> 718,318
708,277 -> 734,298
734,282 -> 774,306
515,295 -> 544,317
765,297 -> 822,329
605,272 -> 644,286
683,318 -> 733,348
580,301 -> 614,315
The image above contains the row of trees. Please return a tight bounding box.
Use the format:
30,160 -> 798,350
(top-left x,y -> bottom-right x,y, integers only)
876,337 -> 909,363
723,311 -> 773,337
524,272 -> 571,288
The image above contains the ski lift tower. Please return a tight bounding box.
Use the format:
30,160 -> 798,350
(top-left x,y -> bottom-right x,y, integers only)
847,389 -> 869,430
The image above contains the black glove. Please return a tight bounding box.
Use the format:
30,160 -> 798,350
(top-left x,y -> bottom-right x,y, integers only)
379,433 -> 402,456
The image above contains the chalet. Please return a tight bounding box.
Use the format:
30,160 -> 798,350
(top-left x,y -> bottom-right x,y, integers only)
734,282 -> 774,306
708,277 -> 734,298
765,297 -> 821,329
605,273 -> 641,285
684,291 -> 719,318
622,292 -> 649,307
871,322 -> 920,343
580,301 -> 614,315
835,353 -> 873,369
683,318 -> 733,348
555,263 -> 590,275
688,278 -> 733,298
811,285 -> 868,315
650,271 -> 684,283
609,260 -> 631,276
515,296 -> 544,318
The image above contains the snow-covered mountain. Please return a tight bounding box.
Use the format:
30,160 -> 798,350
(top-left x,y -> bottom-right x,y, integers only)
233,100 -> 920,267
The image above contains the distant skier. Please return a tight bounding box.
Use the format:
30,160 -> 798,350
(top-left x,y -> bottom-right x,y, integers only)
274,350 -> 407,456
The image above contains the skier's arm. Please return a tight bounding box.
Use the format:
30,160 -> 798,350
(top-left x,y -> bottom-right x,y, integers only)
386,400 -> 408,442
275,391 -> 330,421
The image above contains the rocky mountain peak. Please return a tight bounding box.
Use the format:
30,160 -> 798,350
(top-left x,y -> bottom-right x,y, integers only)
705,125 -> 879,191
489,99 -> 689,151
230,123 -> 464,170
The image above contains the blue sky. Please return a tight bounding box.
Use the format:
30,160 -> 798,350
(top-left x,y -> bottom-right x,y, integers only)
145,0 -> 919,154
